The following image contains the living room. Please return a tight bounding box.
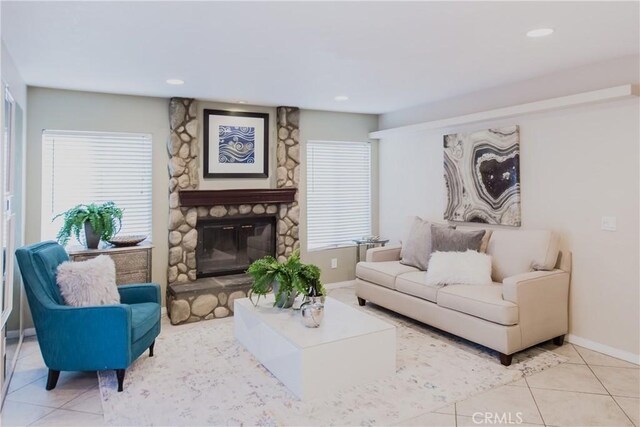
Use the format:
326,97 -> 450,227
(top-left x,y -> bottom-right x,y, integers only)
0,1 -> 638,426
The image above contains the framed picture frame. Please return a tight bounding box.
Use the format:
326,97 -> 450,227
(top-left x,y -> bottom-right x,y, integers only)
203,109 -> 269,178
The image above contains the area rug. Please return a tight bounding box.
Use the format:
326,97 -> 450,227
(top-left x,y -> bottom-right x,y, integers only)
98,286 -> 565,426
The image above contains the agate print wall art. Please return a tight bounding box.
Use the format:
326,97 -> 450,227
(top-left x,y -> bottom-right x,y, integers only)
443,126 -> 521,226
204,109 -> 269,178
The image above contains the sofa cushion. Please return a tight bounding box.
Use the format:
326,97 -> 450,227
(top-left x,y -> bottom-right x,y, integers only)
487,229 -> 560,282
356,261 -> 419,289
437,284 -> 519,326
395,271 -> 440,302
131,302 -> 161,342
431,225 -> 486,253
456,226 -> 492,253
400,216 -> 433,270
426,250 -> 493,286
56,255 -> 120,307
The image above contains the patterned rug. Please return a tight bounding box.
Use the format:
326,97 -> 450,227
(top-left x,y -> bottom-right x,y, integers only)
98,285 -> 565,426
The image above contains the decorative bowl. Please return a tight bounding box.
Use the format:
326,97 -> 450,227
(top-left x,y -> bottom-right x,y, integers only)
108,235 -> 147,247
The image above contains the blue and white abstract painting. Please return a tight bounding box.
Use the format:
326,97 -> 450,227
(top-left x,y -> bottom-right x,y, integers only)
218,126 -> 255,164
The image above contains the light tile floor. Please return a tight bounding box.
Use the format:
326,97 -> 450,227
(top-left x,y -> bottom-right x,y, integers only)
2,320 -> 638,426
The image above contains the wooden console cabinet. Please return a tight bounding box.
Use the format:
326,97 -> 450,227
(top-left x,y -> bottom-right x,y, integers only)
67,244 -> 153,285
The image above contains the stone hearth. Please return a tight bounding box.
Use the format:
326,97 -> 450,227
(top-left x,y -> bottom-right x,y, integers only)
167,273 -> 253,324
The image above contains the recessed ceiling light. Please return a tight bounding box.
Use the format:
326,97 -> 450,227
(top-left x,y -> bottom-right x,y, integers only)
237,100 -> 247,104
166,79 -> 184,85
526,28 -> 554,38
334,95 -> 349,101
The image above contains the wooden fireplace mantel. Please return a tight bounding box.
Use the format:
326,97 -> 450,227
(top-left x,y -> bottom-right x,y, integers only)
179,188 -> 297,207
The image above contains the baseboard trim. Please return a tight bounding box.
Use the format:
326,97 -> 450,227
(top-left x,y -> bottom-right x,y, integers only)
325,280 -> 356,290
567,334 -> 639,365
5,327 -> 36,339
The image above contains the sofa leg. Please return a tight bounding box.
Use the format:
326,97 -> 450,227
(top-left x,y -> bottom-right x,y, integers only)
357,297 -> 366,306
553,335 -> 565,346
116,369 -> 126,392
46,369 -> 60,391
499,353 -> 513,366
149,340 -> 155,357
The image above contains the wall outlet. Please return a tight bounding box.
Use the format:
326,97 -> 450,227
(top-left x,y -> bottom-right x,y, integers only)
330,258 -> 338,269
601,216 -> 617,231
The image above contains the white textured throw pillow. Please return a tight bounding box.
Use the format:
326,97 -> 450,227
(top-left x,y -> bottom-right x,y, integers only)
425,250 -> 493,286
56,255 -> 120,307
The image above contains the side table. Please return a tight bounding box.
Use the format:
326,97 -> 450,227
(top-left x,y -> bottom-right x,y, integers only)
67,243 -> 153,285
353,239 -> 389,263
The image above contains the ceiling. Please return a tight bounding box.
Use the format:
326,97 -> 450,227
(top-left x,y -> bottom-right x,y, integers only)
2,1 -> 638,114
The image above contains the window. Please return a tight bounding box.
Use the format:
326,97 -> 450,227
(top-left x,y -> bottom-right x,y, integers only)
307,140 -> 371,250
41,130 -> 152,244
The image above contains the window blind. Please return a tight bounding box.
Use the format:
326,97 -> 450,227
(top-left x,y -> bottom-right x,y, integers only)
41,130 -> 153,244
307,140 -> 371,250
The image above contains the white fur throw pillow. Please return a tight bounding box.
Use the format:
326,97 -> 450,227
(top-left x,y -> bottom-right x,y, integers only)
56,255 -> 120,307
425,250 -> 493,286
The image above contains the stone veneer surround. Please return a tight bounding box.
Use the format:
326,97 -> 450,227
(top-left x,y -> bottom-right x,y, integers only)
167,99 -> 300,292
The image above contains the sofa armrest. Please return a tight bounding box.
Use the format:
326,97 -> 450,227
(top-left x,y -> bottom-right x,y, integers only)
366,245 -> 402,262
502,270 -> 570,348
118,283 -> 161,305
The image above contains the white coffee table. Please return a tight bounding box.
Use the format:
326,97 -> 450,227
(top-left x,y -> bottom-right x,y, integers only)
234,295 -> 396,400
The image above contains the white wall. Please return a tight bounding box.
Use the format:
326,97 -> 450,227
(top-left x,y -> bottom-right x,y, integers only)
299,110 -> 379,283
377,59 -> 640,360
26,87 -> 170,302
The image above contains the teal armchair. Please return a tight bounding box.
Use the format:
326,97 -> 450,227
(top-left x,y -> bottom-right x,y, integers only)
15,241 -> 161,392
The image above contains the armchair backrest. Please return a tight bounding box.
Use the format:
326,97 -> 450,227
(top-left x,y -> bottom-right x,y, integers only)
15,241 -> 69,325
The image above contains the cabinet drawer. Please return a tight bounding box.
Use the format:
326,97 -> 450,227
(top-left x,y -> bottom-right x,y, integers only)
108,251 -> 149,271
116,270 -> 150,285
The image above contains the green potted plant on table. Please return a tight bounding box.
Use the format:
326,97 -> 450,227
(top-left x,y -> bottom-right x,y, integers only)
54,202 -> 123,249
247,249 -> 325,309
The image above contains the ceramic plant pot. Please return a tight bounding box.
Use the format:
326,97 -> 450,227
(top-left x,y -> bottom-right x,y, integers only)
272,281 -> 297,308
84,221 -> 101,249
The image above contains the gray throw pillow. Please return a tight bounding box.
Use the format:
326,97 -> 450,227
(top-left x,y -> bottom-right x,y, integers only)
430,225 -> 486,253
401,218 -> 451,270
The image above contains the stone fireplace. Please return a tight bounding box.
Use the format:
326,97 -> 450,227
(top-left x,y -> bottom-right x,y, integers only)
166,100 -> 300,324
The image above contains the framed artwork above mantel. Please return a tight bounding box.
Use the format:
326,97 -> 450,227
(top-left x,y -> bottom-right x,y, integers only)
203,109 -> 269,179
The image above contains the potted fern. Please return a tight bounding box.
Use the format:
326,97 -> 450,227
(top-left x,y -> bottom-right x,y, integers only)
247,250 -> 324,308
54,202 -> 123,249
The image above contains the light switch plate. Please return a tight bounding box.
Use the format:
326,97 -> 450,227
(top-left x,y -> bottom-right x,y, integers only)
601,216 -> 617,231
331,258 -> 338,269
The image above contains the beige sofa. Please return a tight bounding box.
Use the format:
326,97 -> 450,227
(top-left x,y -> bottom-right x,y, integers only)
355,228 -> 571,365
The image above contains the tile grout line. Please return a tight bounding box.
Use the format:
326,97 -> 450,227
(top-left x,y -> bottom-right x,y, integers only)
8,373 -> 100,416
26,406 -> 103,427
527,385 -> 610,396
454,402 -> 458,427
6,372 -> 48,396
524,374 -> 547,427
576,345 -> 636,427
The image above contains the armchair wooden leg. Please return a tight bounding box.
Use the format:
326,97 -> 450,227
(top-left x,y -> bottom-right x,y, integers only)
499,353 -> 513,366
357,297 -> 366,306
46,369 -> 60,391
116,369 -> 126,392
149,340 -> 155,357
553,335 -> 565,346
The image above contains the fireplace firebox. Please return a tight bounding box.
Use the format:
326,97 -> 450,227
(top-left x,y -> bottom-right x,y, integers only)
196,215 -> 276,278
